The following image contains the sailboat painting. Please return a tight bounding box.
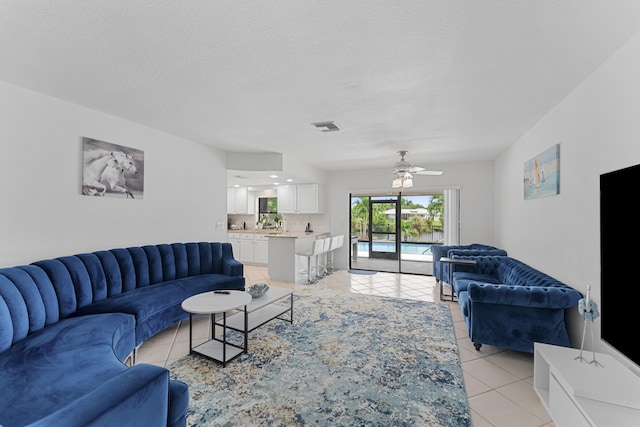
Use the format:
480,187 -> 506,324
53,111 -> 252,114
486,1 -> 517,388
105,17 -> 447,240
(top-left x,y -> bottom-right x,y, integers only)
524,144 -> 560,200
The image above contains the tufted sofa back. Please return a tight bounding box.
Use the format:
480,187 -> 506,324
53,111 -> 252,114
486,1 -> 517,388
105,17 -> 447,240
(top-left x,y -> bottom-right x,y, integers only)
0,242 -> 238,354
453,255 -> 569,290
496,257 -> 567,288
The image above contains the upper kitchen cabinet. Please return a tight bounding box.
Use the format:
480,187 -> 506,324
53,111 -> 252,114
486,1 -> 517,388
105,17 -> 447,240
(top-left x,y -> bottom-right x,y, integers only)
277,184 -> 324,214
277,185 -> 297,213
227,187 -> 255,214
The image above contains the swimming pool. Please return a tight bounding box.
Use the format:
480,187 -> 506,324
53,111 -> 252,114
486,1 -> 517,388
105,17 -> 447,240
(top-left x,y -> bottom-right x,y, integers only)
357,241 -> 433,255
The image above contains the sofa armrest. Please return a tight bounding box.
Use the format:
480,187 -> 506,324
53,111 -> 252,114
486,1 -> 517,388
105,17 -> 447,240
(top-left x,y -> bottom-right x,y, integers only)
222,257 -> 243,277
221,243 -> 244,277
29,364 -> 172,427
467,282 -> 582,309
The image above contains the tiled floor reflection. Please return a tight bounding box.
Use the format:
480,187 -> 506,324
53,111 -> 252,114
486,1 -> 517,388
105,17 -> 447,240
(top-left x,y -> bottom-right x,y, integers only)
137,265 -> 554,427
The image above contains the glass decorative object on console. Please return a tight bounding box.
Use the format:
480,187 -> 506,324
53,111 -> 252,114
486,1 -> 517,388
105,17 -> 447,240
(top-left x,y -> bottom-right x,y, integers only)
574,284 -> 602,366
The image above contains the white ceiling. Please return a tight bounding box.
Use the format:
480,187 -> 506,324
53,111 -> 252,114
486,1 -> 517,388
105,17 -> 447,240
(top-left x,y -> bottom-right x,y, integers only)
2,1 -> 640,187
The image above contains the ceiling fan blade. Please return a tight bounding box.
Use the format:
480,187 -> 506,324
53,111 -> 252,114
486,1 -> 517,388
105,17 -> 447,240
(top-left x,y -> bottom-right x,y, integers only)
392,150 -> 443,177
413,170 -> 443,176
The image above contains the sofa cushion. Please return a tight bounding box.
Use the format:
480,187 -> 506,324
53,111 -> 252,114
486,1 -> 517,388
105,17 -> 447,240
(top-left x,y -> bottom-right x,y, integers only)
451,272 -> 501,294
73,274 -> 245,345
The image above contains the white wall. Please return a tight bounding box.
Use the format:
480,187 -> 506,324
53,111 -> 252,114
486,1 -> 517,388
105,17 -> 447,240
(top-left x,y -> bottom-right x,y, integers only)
495,29 -> 640,366
0,81 -> 229,267
326,161 -> 495,270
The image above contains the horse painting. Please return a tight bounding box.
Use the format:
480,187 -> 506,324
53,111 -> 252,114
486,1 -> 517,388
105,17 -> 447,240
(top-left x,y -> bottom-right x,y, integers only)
99,152 -> 138,198
83,151 -> 119,196
82,138 -> 144,199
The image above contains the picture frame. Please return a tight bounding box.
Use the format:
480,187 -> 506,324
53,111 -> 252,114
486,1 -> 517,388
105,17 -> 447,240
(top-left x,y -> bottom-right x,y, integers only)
524,144 -> 560,200
81,137 -> 144,199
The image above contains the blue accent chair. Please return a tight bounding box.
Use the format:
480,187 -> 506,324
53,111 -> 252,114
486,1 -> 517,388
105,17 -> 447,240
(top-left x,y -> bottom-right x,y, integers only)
432,243 -> 505,283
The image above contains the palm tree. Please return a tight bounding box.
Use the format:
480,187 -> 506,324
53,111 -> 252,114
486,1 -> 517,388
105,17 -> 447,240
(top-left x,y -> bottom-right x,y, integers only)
428,195 -> 444,229
351,197 -> 369,238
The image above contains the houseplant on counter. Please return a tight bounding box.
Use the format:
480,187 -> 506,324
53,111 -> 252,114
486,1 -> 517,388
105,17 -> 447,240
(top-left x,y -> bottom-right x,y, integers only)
273,213 -> 283,230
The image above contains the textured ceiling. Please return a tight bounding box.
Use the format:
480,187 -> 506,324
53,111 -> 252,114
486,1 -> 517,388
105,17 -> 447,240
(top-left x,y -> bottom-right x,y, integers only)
2,1 -> 640,186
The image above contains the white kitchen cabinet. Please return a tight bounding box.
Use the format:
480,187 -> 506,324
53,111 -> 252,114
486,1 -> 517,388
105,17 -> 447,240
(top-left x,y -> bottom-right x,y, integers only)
227,232 -> 241,259
246,191 -> 256,214
239,233 -> 254,263
297,184 -> 323,213
253,234 -> 269,264
277,184 -> 324,214
237,233 -> 268,265
277,185 -> 297,213
227,187 -> 248,214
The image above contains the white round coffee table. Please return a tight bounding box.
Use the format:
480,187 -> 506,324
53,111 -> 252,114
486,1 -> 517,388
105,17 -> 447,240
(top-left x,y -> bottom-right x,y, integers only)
182,290 -> 252,366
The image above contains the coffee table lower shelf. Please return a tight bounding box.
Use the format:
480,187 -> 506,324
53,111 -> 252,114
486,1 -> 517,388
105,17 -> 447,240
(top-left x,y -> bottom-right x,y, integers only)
215,288 -> 294,351
190,337 -> 245,364
224,303 -> 292,331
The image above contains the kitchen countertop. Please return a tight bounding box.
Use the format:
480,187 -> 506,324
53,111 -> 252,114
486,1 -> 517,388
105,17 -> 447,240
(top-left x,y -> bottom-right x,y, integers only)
228,230 -> 328,238
266,231 -> 329,238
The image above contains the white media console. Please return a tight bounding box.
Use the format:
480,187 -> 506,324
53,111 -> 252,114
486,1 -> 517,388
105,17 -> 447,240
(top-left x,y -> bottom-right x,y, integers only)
534,342 -> 640,426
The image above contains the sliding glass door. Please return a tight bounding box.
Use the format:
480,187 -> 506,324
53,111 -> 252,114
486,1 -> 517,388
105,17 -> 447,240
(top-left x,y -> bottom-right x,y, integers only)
350,191 -> 448,275
369,197 -> 400,260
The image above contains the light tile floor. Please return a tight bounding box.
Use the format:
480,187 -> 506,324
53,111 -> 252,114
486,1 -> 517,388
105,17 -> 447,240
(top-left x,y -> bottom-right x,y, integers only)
136,265 -> 555,427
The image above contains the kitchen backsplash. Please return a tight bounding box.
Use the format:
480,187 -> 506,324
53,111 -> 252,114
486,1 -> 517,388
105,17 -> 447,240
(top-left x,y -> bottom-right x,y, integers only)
228,213 -> 329,232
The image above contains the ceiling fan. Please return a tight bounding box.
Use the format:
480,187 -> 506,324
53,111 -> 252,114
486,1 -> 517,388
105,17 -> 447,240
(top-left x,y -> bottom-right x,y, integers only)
392,150 -> 443,188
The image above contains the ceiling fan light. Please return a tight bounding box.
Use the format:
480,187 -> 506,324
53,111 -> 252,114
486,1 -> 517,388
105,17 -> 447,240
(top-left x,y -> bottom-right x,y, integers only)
403,177 -> 413,188
392,177 -> 402,188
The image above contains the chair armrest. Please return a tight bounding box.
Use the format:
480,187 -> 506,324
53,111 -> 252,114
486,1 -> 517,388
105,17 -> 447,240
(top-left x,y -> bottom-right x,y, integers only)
468,282 -> 582,309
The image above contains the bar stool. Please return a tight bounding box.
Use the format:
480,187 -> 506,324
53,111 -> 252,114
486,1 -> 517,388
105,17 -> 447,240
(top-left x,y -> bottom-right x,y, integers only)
326,235 -> 344,275
296,238 -> 325,285
316,237 -> 332,279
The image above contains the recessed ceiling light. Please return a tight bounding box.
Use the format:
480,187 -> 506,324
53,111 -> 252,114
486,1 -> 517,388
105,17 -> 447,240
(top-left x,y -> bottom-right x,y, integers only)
269,174 -> 278,178
273,182 -> 280,185
233,184 -> 240,188
286,178 -> 294,182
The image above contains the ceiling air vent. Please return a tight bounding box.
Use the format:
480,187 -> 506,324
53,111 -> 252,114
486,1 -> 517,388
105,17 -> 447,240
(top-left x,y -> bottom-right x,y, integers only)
311,121 -> 340,132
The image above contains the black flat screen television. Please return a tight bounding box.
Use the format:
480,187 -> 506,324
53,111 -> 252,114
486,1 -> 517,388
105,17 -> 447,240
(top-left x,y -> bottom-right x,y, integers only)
600,163 -> 640,368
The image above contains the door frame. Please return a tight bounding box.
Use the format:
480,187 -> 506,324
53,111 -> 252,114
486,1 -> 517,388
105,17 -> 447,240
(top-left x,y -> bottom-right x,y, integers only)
368,197 -> 400,260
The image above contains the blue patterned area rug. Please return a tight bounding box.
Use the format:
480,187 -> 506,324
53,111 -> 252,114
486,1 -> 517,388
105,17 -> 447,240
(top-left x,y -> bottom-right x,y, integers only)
168,289 -> 471,426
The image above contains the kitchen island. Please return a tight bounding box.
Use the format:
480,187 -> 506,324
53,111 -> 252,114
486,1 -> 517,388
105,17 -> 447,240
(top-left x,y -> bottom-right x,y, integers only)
267,231 -> 329,282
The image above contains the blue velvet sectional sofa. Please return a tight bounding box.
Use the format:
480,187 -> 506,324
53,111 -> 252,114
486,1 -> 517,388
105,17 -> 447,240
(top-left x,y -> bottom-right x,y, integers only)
432,243 -> 505,283
0,242 -> 244,427
450,255 -> 581,353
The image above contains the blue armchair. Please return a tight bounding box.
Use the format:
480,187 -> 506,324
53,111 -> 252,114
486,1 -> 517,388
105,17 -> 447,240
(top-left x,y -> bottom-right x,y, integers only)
432,243 -> 505,283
